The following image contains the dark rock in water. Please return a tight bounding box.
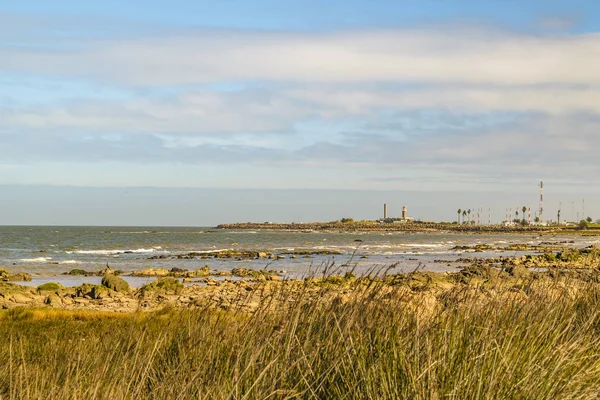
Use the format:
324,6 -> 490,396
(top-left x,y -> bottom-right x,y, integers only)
101,274 -> 130,293
170,267 -> 188,274
64,269 -> 95,276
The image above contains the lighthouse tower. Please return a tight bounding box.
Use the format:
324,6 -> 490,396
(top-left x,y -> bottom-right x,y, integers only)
402,205 -> 407,220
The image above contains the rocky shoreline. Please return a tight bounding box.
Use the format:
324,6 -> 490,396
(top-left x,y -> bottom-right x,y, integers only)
2,247 -> 599,313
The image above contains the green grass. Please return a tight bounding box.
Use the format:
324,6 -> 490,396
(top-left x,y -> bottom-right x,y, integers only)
1,278 -> 600,399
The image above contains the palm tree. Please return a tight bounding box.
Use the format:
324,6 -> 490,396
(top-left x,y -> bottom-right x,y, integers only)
457,209 -> 462,224
522,206 -> 527,225
515,210 -> 519,223
462,210 -> 467,224
467,209 -> 471,224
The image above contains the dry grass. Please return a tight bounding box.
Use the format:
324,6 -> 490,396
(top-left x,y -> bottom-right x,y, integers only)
1,276 -> 600,399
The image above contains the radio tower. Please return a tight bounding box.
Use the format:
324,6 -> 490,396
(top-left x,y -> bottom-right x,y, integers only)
539,181 -> 544,223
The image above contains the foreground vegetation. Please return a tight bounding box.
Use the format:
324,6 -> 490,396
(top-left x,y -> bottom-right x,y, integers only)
2,269 -> 600,399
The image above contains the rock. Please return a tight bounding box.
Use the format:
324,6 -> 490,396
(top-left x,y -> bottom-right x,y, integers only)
44,294 -> 62,306
130,268 -> 170,277
138,277 -> 183,296
10,293 -> 32,304
64,269 -> 95,276
90,285 -> 109,299
169,267 -> 189,276
37,282 -> 62,291
75,283 -> 107,299
99,264 -> 114,275
193,266 -> 210,277
101,274 -> 130,293
4,272 -> 32,282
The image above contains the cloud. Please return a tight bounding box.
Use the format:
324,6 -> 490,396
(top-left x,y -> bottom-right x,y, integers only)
2,24 -> 600,86
3,16 -> 600,189
3,111 -> 600,185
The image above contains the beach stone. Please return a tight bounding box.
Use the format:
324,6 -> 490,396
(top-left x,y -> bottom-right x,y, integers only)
101,274 -> 130,293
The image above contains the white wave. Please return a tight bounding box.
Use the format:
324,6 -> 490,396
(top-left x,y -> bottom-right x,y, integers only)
18,257 -> 52,262
59,260 -> 79,264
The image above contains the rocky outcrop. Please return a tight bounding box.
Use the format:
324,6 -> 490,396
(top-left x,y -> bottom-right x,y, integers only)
101,274 -> 130,293
0,269 -> 32,282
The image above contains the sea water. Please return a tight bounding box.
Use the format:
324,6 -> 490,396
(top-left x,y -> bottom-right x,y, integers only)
1,226 -> 596,286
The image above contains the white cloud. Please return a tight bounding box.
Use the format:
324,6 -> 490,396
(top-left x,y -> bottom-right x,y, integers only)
2,26 -> 600,86
3,17 -> 600,190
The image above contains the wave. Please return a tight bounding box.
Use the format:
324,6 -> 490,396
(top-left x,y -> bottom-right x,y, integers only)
59,260 -> 79,264
18,257 -> 52,262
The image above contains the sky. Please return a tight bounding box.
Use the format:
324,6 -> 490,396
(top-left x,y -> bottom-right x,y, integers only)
1,0 -> 599,225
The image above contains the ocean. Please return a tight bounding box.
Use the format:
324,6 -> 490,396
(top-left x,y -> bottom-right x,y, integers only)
1,226 -> 596,287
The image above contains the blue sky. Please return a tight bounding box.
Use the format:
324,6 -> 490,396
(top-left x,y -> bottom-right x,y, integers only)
1,0 -> 600,224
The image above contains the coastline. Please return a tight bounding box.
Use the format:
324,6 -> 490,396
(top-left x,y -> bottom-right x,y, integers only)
215,221 -> 589,233
2,246 -> 599,312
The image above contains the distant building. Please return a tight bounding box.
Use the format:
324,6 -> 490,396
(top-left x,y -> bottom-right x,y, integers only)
381,204 -> 414,224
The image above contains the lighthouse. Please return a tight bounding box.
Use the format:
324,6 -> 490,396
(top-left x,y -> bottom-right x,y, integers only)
402,205 -> 407,220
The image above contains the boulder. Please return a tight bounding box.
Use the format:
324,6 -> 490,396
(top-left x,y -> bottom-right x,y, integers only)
101,274 -> 130,293
37,282 -> 62,291
44,294 -> 62,306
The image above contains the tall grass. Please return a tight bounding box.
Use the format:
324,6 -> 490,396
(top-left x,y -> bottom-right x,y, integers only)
1,277 -> 600,399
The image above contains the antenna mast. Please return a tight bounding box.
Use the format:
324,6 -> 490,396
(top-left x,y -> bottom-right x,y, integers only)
539,181 -> 543,222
